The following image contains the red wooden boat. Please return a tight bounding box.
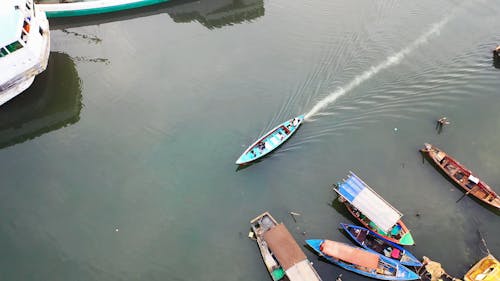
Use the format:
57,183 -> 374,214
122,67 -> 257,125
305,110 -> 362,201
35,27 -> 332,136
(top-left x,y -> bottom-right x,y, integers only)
421,143 -> 500,209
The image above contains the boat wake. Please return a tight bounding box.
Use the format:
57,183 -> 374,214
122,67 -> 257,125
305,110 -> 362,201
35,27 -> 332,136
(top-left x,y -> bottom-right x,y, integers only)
304,15 -> 451,120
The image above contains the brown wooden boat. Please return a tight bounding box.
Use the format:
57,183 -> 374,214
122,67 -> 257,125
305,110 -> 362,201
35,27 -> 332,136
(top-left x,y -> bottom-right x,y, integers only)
421,143 -> 500,209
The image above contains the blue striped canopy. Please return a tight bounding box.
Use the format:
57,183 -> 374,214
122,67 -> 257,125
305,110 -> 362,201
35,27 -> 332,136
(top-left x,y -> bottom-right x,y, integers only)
336,172 -> 402,233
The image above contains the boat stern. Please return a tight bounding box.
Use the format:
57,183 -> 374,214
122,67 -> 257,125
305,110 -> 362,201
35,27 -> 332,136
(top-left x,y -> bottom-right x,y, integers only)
396,265 -> 420,280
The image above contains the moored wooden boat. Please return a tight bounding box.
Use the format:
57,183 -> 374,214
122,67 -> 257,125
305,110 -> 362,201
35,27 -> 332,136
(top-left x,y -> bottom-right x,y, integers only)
306,239 -> 419,280
250,212 -> 322,281
340,223 -> 422,267
334,172 -> 415,246
36,0 -> 170,18
421,143 -> 500,209
464,254 -> 499,281
236,115 -> 304,165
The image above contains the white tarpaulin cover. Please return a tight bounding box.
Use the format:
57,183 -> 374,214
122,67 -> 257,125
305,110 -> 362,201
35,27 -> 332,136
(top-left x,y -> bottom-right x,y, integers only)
336,172 -> 402,232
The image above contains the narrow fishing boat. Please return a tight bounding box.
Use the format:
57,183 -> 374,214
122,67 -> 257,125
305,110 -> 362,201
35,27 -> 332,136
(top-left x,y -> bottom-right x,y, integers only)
333,172 -> 415,246
249,212 -> 322,281
464,254 -> 499,281
340,223 -> 421,267
421,143 -> 500,209
236,115 -> 304,165
1,0 -> 50,106
36,0 -> 170,18
306,239 -> 419,280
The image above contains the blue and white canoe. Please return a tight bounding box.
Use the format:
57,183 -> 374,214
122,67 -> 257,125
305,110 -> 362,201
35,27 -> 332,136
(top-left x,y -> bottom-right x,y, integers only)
306,239 -> 419,281
340,223 -> 422,267
235,115 -> 304,165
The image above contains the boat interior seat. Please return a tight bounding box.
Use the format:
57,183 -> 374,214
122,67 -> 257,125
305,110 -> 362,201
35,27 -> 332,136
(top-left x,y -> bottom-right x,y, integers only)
270,136 -> 280,146
465,181 -> 475,189
455,172 -> 464,181
356,230 -> 368,241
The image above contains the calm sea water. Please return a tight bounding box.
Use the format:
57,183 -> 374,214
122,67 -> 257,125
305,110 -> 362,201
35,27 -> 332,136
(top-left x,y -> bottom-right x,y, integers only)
1,0 -> 499,280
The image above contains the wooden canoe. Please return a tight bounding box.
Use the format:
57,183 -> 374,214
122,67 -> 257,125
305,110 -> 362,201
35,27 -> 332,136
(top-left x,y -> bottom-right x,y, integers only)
306,239 -> 419,280
464,254 -> 499,281
421,143 -> 500,209
250,212 -> 322,281
340,223 -> 422,267
236,115 -> 304,165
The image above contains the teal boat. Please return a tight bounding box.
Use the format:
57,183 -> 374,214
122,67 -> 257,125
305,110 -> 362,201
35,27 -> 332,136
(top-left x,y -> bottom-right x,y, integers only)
236,115 -> 304,165
36,0 -> 170,18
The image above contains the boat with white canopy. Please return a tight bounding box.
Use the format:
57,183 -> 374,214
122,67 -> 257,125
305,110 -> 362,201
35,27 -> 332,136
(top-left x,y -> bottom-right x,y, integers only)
333,172 -> 415,245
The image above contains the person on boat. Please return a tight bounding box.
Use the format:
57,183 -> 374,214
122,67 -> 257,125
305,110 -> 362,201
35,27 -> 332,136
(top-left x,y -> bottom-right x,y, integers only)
494,46 -> 500,69
436,117 -> 450,134
257,142 -> 265,151
493,45 -> 500,56
383,247 -> 392,257
292,118 -> 299,127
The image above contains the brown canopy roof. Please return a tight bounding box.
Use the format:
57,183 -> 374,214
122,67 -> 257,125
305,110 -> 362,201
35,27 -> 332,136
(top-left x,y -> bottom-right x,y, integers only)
321,240 -> 379,270
263,223 -> 307,270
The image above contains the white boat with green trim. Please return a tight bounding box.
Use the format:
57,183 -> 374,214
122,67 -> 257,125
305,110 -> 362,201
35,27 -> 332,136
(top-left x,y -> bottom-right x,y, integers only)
36,0 -> 170,18
0,0 -> 50,106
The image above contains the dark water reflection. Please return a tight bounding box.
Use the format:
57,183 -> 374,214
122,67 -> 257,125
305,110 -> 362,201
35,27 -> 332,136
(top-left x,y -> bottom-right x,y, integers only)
1,1 -> 500,280
0,52 -> 81,149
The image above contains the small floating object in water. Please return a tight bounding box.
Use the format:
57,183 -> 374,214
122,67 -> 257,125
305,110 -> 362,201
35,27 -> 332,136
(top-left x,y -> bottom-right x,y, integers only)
235,114 -> 304,165
394,127 -> 398,131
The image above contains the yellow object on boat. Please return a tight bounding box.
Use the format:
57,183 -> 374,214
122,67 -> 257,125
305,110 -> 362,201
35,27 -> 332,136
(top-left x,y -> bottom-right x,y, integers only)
464,254 -> 499,281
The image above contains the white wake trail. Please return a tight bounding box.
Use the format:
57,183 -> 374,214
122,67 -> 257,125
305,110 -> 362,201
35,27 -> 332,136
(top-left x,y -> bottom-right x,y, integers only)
305,16 -> 450,120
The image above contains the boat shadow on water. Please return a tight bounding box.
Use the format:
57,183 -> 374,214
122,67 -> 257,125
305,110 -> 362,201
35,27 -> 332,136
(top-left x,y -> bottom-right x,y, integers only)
234,151 -> 283,172
330,195 -> 356,222
46,0 -> 265,30
420,150 -> 500,216
0,52 -> 82,150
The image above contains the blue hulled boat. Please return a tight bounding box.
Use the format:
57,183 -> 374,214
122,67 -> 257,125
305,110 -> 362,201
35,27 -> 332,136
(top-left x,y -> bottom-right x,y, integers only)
340,223 -> 422,267
306,239 -> 419,281
235,115 -> 304,165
